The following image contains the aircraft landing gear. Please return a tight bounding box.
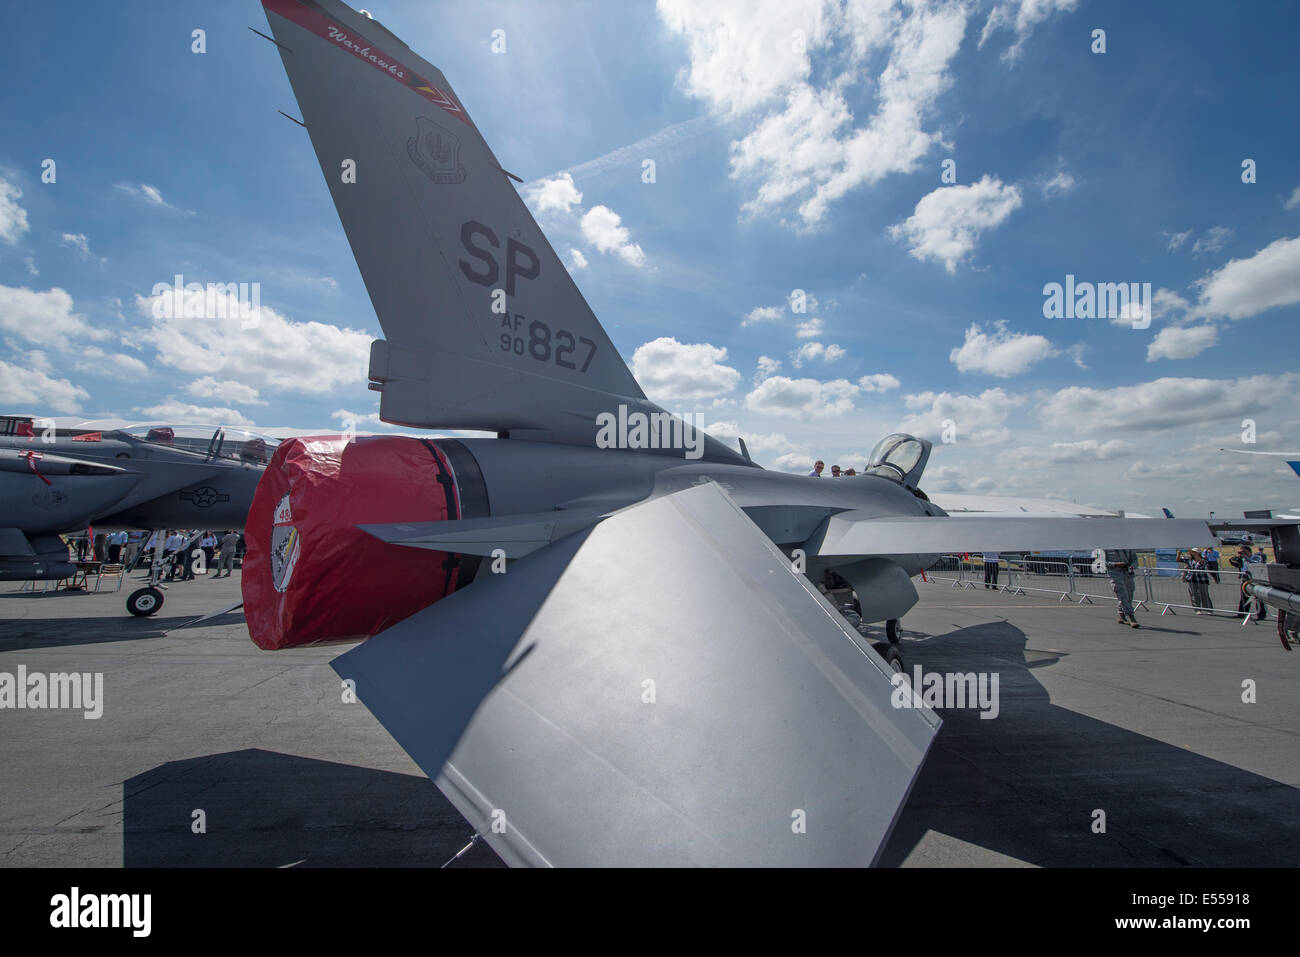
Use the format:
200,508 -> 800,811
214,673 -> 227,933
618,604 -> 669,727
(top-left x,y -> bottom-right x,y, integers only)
872,641 -> 905,674
127,586 -> 164,617
886,618 -> 901,644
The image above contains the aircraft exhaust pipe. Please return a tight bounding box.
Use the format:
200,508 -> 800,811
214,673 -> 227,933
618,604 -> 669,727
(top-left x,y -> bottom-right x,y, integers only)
242,435 -> 489,649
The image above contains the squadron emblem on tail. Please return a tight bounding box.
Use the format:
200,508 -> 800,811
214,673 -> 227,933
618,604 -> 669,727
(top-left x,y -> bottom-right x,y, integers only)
406,116 -> 466,185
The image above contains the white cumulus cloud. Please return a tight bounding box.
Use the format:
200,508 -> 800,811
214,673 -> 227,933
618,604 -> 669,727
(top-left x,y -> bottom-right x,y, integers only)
899,388 -> 1024,444
1191,234 -> 1300,320
630,337 -> 741,402
660,0 -> 969,228
59,233 -> 92,258
0,285 -> 110,349
755,355 -> 782,382
858,373 -> 900,393
0,177 -> 31,244
890,176 -> 1023,272
0,357 -> 89,413
1146,323 -> 1218,362
745,375 -> 859,418
1039,374 -> 1299,434
743,305 -> 784,326
135,286 -> 370,395
580,205 -> 647,267
140,398 -> 255,428
791,341 -> 846,367
949,321 -> 1055,376
188,376 -> 264,405
795,317 -> 824,339
526,173 -> 584,215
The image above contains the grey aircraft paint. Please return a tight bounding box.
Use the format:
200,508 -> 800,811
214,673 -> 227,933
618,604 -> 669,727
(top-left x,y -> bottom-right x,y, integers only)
0,422 -> 269,580
261,0 -> 1223,866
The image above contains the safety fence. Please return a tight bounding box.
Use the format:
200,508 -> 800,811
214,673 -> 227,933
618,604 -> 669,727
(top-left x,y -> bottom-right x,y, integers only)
924,556 -> 1269,624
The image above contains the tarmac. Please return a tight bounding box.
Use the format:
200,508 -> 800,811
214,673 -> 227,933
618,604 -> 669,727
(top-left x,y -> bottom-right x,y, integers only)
0,568 -> 1296,867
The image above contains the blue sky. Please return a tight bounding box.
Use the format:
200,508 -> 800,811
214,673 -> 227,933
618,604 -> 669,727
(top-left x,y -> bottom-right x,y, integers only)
2,0 -> 1299,516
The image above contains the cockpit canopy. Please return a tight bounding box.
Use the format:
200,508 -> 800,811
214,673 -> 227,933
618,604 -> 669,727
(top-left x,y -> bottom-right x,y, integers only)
865,433 -> 931,488
121,424 -> 280,464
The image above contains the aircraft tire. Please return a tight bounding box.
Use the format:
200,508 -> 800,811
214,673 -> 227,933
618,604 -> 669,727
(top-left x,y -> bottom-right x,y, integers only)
127,587 -> 164,617
872,641 -> 905,674
886,618 -> 901,644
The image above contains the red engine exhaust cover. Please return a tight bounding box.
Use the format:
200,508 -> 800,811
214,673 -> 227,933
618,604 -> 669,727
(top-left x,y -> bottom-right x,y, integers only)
242,435 -> 470,649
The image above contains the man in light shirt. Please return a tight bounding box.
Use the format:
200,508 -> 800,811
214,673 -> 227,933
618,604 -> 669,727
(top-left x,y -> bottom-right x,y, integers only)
216,530 -> 241,578
1104,548 -> 1140,628
163,530 -> 186,581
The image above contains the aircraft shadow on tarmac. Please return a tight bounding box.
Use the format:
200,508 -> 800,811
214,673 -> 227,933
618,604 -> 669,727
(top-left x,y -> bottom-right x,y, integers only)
0,613 -> 198,650
877,621 -> 1300,867
122,749 -> 503,868
117,625 -> 1298,868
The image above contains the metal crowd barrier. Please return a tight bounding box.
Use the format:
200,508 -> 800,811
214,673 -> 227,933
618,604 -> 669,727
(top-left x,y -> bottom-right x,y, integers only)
922,555 -> 1268,624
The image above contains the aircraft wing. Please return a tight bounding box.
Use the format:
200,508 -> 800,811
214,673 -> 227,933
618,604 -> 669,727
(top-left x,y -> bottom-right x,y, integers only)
332,482 -> 939,866
927,492 -> 1122,517
806,515 -> 1213,557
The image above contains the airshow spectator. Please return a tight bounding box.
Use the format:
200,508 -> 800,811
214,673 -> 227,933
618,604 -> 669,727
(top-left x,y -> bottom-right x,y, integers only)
831,465 -> 842,477
164,529 -> 185,581
179,530 -> 198,581
983,551 -> 1000,589
809,460 -> 824,477
143,530 -> 162,567
122,531 -> 143,569
1231,545 -> 1267,620
1105,548 -> 1140,628
200,531 -> 217,571
216,530 -> 241,578
1180,548 -> 1213,614
1203,544 -> 1221,583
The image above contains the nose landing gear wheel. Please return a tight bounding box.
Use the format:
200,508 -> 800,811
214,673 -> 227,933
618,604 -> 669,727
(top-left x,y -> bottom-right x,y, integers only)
871,641 -> 905,674
127,586 -> 164,617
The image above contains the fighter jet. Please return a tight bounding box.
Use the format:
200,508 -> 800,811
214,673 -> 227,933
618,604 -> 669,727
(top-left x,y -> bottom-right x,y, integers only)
0,416 -> 272,599
251,0 -> 1222,866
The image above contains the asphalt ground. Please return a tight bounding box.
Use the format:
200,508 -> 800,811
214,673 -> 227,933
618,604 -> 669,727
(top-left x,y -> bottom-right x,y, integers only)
0,570 -> 1295,867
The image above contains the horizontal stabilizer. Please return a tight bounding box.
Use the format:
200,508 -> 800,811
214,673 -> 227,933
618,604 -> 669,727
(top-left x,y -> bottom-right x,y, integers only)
359,509 -> 604,559
807,515 -> 1214,557
333,482 -> 939,866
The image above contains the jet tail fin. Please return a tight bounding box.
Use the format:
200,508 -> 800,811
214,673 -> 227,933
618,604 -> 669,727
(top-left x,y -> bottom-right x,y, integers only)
263,0 -> 728,456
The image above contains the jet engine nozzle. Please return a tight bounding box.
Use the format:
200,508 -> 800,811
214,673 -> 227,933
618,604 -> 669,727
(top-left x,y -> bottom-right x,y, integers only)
242,435 -> 485,649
